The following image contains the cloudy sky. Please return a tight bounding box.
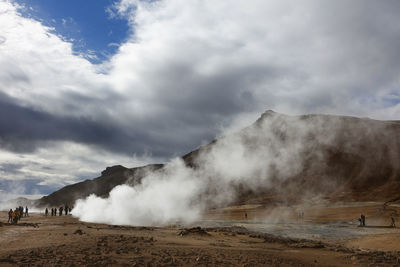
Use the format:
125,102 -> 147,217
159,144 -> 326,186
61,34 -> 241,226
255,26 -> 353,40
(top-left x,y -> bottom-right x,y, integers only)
1,0 -> 400,199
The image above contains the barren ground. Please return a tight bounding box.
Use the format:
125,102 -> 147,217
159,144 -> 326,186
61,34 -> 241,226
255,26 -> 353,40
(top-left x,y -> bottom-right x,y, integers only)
1,202 -> 400,266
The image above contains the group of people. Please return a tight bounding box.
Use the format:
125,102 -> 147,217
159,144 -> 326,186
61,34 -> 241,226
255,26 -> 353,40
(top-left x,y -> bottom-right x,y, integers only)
7,206 -> 28,224
44,205 -> 72,216
358,214 -> 396,227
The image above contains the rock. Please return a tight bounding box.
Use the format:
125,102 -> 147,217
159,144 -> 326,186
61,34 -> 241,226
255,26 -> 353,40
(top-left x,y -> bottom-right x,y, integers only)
73,229 -> 85,235
101,165 -> 127,176
178,227 -> 210,236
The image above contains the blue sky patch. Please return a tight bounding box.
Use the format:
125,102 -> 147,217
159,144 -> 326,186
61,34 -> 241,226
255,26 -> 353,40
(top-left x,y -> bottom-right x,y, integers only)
15,0 -> 130,63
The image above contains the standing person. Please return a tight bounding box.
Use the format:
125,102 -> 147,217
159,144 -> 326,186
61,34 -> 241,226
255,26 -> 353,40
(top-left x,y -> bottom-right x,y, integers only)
361,214 -> 366,226
11,209 -> 16,224
25,206 -> 29,217
19,207 -> 23,220
391,216 -> 396,227
65,205 -> 68,215
8,209 -> 12,223
45,208 -> 49,217
13,208 -> 20,224
59,207 -> 63,216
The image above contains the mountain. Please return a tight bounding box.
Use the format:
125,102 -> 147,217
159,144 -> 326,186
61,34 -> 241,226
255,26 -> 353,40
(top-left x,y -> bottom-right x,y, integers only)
36,164 -> 163,207
36,111 -> 400,207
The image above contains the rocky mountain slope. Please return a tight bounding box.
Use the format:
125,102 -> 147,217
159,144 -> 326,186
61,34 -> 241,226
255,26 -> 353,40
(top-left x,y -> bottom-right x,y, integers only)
36,164 -> 163,207
36,111 -> 400,207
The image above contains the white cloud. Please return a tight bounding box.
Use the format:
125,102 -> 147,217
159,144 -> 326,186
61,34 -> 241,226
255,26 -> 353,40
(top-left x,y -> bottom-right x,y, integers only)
0,141 -> 155,187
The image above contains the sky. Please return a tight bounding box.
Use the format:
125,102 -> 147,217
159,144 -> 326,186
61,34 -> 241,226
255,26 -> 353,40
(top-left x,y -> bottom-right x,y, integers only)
1,0 -> 400,200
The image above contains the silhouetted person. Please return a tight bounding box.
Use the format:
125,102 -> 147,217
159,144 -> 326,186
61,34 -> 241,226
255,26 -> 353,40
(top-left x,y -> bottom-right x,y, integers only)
8,209 -> 12,223
45,208 -> 48,216
245,213 -> 248,219
19,206 -> 23,220
59,207 -> 63,216
391,216 -> 396,227
25,206 -> 29,217
65,205 -> 68,215
361,214 -> 366,226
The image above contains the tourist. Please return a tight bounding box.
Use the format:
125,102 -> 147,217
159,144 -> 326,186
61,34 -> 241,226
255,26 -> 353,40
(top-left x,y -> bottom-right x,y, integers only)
13,208 -> 20,224
19,206 -> 23,219
45,208 -> 49,216
361,214 -> 366,226
25,206 -> 29,217
7,209 -> 12,223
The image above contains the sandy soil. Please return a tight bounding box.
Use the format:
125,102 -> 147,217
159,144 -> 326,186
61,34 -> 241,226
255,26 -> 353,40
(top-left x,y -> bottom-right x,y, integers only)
1,203 -> 400,266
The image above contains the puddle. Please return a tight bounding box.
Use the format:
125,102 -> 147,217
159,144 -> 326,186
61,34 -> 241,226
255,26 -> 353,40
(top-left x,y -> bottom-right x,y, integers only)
196,219 -> 395,242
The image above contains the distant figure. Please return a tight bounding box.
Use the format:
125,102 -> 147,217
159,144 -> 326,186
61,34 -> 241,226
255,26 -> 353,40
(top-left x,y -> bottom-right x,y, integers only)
25,206 -> 29,217
245,213 -> 248,219
59,207 -> 63,216
391,216 -> 396,228
65,205 -> 68,215
361,214 -> 366,226
8,209 -> 12,223
20,206 -> 23,219
45,208 -> 48,217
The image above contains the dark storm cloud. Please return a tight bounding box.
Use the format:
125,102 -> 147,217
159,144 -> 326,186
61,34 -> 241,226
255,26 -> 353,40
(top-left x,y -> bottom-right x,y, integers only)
0,94 -> 129,154
0,92 -> 217,157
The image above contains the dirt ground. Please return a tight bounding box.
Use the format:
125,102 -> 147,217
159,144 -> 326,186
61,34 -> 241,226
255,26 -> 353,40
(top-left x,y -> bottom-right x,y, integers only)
1,203 -> 400,266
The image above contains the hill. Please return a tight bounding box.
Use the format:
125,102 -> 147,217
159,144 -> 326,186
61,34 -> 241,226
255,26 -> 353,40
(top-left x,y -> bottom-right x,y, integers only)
36,111 -> 400,207
36,164 -> 163,207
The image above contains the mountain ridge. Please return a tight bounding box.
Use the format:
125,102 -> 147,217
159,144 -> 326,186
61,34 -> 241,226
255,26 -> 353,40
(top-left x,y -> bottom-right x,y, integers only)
35,111 -> 400,207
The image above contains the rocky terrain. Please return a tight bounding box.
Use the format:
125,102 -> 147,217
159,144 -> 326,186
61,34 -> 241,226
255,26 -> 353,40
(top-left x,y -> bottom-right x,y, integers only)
1,202 -> 400,266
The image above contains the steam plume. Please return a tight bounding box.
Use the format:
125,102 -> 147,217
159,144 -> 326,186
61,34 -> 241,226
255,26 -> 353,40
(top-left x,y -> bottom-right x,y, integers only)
72,111 -> 400,225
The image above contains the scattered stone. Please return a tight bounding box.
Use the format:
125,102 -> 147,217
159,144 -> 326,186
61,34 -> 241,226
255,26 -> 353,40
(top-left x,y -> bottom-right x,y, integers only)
73,229 -> 85,235
178,227 -> 210,236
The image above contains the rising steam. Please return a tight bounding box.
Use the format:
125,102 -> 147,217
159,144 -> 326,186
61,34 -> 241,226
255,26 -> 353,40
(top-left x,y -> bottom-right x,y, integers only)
72,111 -> 399,226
